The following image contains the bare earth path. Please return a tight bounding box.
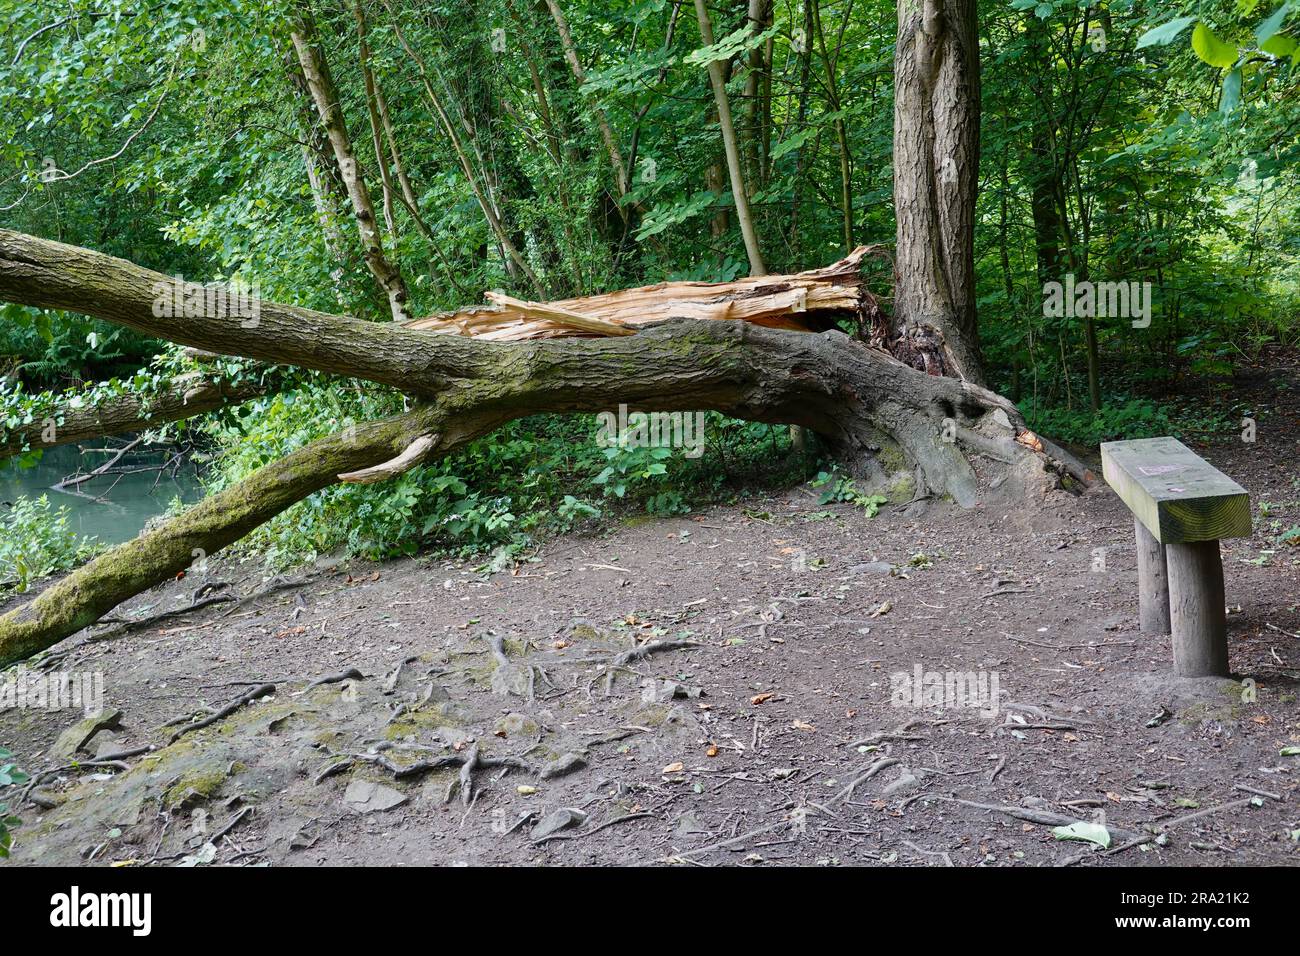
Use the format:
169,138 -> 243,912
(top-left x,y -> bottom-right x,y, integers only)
3,363 -> 1298,867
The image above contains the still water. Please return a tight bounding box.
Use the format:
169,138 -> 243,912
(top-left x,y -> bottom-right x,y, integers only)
0,441 -> 204,546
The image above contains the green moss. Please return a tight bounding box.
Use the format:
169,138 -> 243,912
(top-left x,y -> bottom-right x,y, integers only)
887,472 -> 916,502
162,764 -> 231,809
875,439 -> 907,475
384,704 -> 458,740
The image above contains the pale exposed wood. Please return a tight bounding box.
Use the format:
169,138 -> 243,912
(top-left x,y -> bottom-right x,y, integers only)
1135,517 -> 1171,635
1101,438 -> 1251,543
405,246 -> 872,340
1167,540 -> 1229,677
482,292 -> 636,336
338,433 -> 440,483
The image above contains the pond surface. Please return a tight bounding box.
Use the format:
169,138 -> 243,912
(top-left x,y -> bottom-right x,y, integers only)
0,440 -> 204,546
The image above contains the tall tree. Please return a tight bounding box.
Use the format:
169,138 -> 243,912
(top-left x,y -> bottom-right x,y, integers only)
892,0 -> 984,384
290,12 -> 412,322
694,0 -> 766,276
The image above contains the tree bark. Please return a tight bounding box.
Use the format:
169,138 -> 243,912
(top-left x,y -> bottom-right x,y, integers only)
892,0 -> 983,384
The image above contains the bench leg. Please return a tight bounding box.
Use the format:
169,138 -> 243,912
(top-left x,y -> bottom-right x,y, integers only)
1134,518 -> 1170,634
1166,540 -> 1229,677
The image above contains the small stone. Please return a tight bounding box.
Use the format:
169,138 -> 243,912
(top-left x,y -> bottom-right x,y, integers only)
52,709 -> 123,760
847,562 -> 894,576
531,807 -> 586,841
539,752 -> 588,780
343,780 -> 408,814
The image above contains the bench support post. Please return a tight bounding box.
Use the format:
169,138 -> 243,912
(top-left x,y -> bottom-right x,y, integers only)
1134,518 -> 1171,635
1166,540 -> 1229,677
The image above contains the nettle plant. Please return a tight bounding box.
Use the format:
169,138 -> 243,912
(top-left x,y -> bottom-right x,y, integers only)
811,469 -> 888,517
0,747 -> 28,859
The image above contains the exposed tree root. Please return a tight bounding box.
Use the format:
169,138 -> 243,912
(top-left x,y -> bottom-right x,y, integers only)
165,683 -> 277,744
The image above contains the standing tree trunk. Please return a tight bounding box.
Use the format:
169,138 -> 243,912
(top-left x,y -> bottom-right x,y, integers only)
290,14 -> 412,323
892,0 -> 983,384
694,0 -> 766,276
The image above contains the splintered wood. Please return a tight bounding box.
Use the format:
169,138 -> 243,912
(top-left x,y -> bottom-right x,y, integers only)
403,247 -> 874,341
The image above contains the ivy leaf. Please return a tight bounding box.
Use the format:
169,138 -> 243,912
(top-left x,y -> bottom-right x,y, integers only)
1260,33 -> 1297,57
1255,3 -> 1292,45
1221,67 -> 1242,113
1192,23 -> 1239,68
1135,16 -> 1198,49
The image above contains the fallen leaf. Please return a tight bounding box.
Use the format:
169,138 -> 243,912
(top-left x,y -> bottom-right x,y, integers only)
751,692 -> 775,705
1051,821 -> 1111,849
792,719 -> 816,732
662,761 -> 684,774
706,744 -> 718,758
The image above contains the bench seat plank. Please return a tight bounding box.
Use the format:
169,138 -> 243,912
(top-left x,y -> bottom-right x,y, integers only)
1100,437 -> 1251,544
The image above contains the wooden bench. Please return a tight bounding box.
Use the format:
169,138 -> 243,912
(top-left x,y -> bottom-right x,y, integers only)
1100,437 -> 1251,677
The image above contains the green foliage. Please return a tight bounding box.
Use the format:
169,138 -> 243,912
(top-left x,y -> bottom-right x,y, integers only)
1027,399 -> 1175,446
0,495 -> 99,595
0,745 -> 26,859
810,469 -> 888,516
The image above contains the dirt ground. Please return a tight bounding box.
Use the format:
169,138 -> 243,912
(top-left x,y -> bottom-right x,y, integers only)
3,356 -> 1298,868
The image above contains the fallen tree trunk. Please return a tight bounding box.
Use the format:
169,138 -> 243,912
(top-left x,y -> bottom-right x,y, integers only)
0,228 -> 1085,666
0,375 -> 267,460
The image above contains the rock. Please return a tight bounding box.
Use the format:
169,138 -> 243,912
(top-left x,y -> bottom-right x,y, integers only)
93,734 -> 126,759
343,780 -> 408,814
539,752 -> 588,780
674,810 -> 710,839
881,770 -> 920,796
847,562 -> 894,576
531,807 -> 586,841
493,712 -> 540,738
490,663 -> 531,697
52,709 -> 123,760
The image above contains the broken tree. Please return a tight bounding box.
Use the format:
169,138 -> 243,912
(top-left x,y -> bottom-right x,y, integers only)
0,228 -> 1088,666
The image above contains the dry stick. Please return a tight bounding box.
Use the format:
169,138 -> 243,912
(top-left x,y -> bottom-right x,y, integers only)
1156,796 -> 1258,831
53,436 -> 144,490
1234,783 -> 1282,802
830,756 -> 901,805
167,683 -> 276,744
